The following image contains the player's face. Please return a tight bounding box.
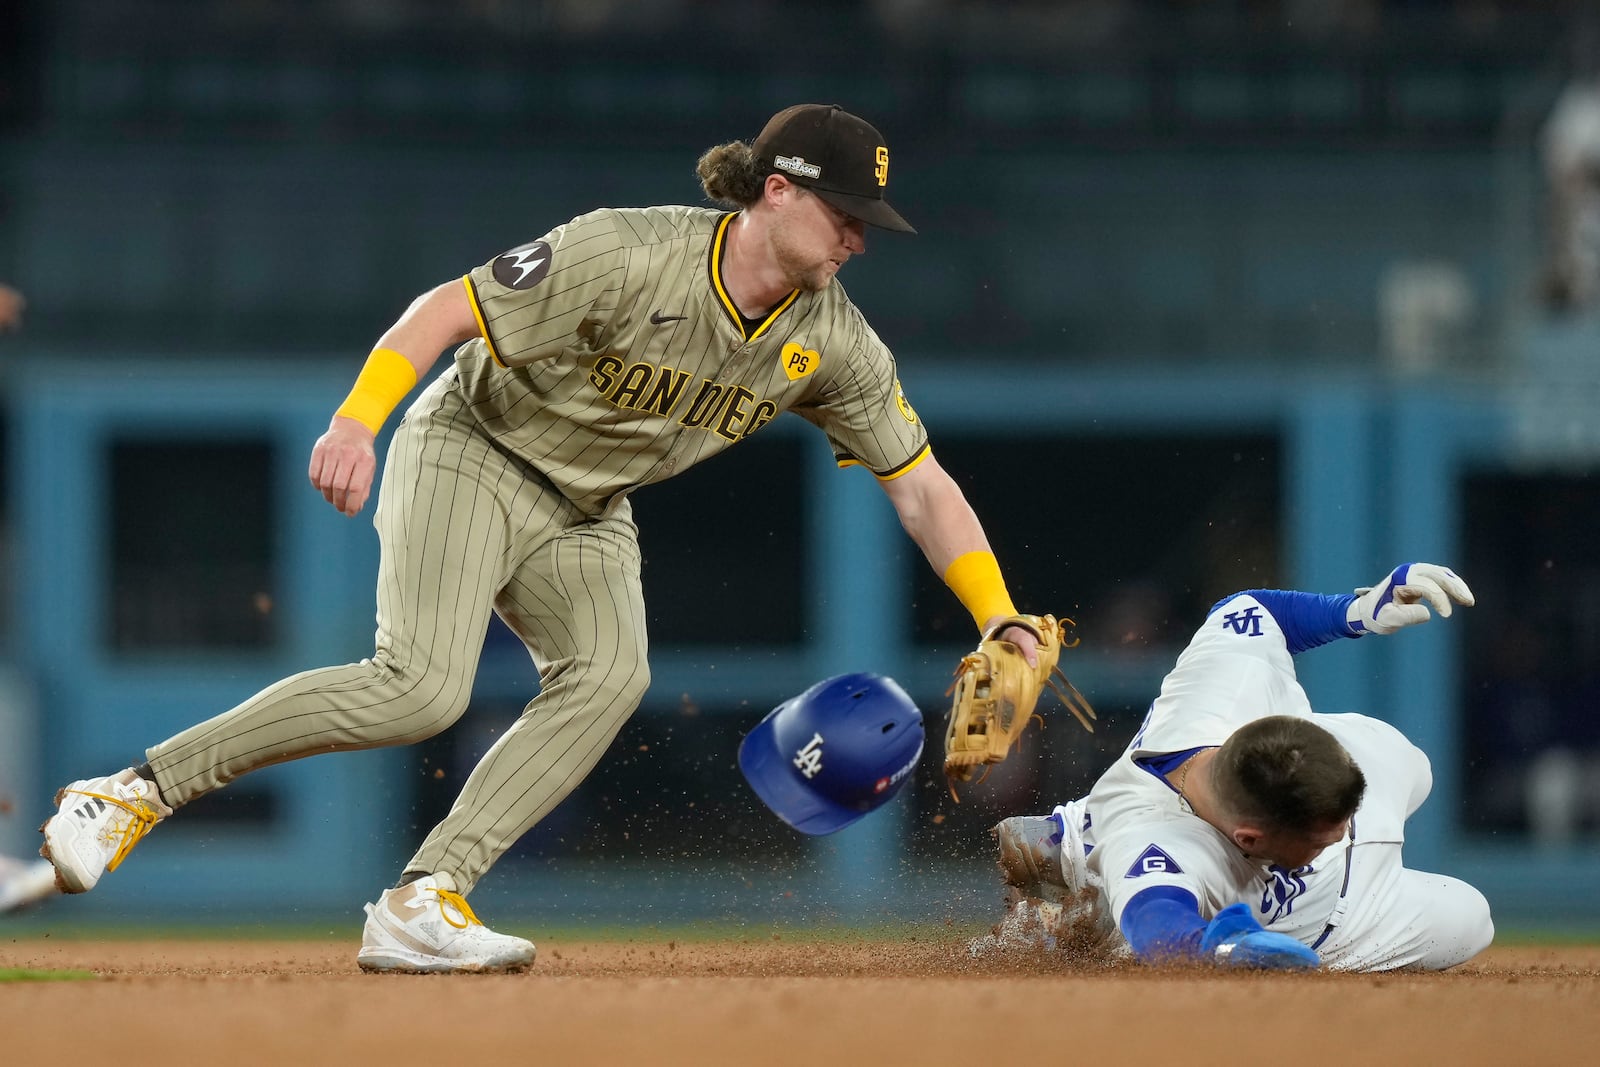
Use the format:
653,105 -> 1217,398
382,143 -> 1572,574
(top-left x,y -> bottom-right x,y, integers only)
1239,817 -> 1350,870
770,186 -> 867,292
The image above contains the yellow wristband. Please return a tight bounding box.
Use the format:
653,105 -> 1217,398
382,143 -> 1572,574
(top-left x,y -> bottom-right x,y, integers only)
335,347 -> 419,434
943,550 -> 1017,631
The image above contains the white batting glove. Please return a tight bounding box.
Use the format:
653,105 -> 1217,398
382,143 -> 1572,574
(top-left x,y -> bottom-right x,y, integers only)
1347,562 -> 1475,636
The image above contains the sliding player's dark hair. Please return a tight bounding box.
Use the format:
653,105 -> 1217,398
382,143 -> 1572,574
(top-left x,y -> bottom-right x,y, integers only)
1212,716 -> 1365,832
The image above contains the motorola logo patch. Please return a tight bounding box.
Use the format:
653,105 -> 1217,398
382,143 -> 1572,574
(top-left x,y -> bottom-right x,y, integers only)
492,241 -> 554,290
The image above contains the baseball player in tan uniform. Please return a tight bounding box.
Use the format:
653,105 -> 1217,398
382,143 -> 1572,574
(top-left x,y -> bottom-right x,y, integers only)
40,105 -> 1042,973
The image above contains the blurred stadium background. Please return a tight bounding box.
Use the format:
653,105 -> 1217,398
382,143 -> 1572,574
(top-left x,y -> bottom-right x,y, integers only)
1,0 -> 1598,931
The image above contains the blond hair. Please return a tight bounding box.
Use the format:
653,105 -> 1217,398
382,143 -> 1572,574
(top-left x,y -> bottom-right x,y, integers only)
696,140 -> 767,208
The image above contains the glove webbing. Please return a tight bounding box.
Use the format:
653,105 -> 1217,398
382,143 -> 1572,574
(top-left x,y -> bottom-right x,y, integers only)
943,663 -> 1097,802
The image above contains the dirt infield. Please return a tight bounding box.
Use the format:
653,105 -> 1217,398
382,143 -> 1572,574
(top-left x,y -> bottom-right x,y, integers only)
3,937 -> 1596,1064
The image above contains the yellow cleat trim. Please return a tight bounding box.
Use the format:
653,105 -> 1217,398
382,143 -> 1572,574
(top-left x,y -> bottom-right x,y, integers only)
63,789 -> 161,872
431,887 -> 483,930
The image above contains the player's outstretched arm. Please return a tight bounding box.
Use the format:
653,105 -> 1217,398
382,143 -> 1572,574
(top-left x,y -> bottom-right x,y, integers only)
309,279 -> 483,517
877,455 -> 1039,663
1120,887 -> 1320,970
1214,561 -> 1474,654
1197,903 -> 1321,970
880,456 -> 1099,793
1347,562 -> 1474,636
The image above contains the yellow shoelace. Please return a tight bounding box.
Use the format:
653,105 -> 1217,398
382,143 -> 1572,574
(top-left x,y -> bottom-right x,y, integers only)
431,887 -> 484,930
66,789 -> 162,871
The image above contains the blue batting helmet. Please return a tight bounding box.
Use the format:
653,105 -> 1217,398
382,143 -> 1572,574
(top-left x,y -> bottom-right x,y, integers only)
738,672 -> 925,836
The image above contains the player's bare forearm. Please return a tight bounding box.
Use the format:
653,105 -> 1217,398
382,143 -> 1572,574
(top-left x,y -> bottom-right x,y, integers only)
879,456 -> 992,574
377,278 -> 485,380
307,279 -> 480,517
880,458 -> 1039,663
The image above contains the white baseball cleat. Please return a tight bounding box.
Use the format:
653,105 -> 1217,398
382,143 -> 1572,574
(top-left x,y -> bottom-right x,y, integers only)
357,874 -> 536,975
0,855 -> 61,912
993,814 -> 1070,900
40,769 -> 172,894
986,803 -> 1125,960
994,800 -> 1098,901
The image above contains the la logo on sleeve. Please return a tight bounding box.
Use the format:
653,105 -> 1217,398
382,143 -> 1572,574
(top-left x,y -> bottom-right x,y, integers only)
1125,843 -> 1183,879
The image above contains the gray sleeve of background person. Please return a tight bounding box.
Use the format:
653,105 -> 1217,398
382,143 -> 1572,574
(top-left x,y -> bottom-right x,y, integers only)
463,209 -> 628,368
791,308 -> 930,477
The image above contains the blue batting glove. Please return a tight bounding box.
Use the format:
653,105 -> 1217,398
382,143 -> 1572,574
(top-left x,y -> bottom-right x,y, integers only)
1199,903 -> 1320,971
1347,562 -> 1475,636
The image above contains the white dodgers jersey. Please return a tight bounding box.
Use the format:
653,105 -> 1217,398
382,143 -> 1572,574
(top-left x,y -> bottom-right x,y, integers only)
1080,594 -> 1432,947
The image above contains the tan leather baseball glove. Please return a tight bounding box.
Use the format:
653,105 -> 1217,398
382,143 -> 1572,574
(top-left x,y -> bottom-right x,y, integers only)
943,614 -> 1096,799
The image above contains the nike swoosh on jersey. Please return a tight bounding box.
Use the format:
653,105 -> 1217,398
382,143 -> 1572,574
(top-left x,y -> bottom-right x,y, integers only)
649,310 -> 689,325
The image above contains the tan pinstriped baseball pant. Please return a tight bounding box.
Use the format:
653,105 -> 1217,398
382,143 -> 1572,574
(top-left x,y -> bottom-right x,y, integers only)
146,375 -> 651,893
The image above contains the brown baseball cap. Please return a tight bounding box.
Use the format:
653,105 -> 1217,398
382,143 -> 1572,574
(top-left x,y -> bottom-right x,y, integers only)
752,104 -> 916,234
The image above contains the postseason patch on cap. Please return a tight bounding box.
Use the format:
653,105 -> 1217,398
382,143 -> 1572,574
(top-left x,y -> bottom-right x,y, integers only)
491,240 -> 554,291
773,154 -> 821,180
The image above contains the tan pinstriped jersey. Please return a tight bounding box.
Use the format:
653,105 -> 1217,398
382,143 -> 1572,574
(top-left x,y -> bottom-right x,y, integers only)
454,205 -> 930,517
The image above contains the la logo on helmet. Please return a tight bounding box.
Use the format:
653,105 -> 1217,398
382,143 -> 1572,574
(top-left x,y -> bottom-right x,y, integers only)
739,673 -> 924,836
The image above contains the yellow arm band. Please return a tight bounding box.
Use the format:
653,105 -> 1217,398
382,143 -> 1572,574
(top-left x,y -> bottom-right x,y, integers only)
943,550 -> 1018,631
334,347 -> 419,434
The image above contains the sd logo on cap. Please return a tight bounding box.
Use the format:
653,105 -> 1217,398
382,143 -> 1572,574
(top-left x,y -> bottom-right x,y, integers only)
751,104 -> 916,234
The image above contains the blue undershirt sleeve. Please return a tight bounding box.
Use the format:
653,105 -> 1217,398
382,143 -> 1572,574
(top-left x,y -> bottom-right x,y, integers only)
1207,590 -> 1360,654
1119,885 -> 1208,961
